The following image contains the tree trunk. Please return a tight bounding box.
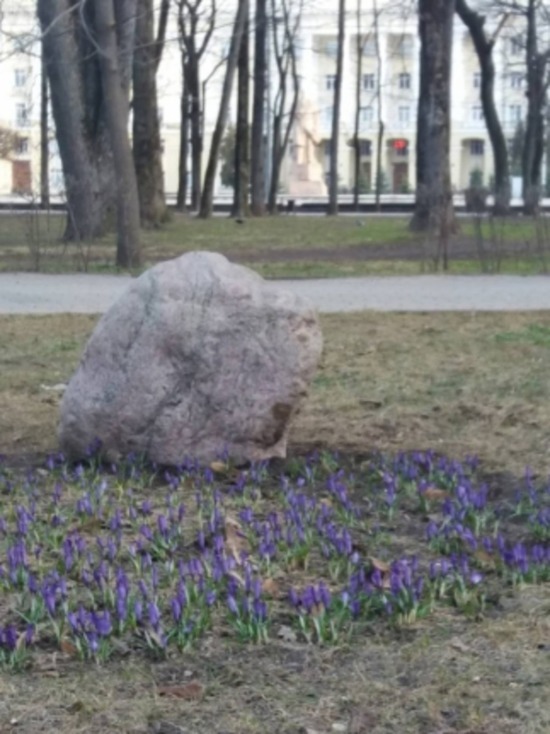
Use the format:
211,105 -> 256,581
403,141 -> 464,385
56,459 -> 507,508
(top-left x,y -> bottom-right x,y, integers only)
133,0 -> 168,227
177,57 -> 190,212
233,5 -> 250,219
187,57 -> 203,211
328,0 -> 345,216
353,0 -> 362,211
95,0 -> 141,267
523,0 -> 545,216
455,0 -> 510,215
267,0 -> 302,214
374,0 -> 384,212
178,1 -> 217,211
251,0 -> 267,215
410,0 -> 455,249
155,0 -> 171,69
199,1 -> 248,218
40,39 -> 50,210
37,0 -> 116,240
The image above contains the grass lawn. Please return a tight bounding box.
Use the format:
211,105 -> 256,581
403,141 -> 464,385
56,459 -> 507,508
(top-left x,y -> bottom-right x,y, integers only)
0,312 -> 549,733
1,211 -> 550,277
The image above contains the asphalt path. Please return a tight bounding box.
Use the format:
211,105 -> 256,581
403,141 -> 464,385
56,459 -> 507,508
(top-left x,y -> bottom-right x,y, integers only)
0,272 -> 549,314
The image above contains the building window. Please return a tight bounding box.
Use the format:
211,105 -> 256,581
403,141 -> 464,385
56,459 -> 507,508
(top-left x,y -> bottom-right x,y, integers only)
324,39 -> 338,58
15,103 -> 29,128
473,72 -> 481,88
510,36 -> 523,55
362,36 -> 377,57
398,105 -> 410,124
14,69 -> 28,88
390,34 -> 413,58
398,73 -> 411,90
470,140 -> 484,155
323,106 -> 333,127
361,106 -> 374,125
325,74 -> 336,91
471,105 -> 483,122
510,72 -> 524,89
363,73 -> 375,90
509,104 -> 522,123
359,139 -> 372,156
15,137 -> 29,154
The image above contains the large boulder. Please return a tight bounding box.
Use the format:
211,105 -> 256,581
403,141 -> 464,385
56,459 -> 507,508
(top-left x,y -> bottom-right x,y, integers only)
59,252 -> 323,465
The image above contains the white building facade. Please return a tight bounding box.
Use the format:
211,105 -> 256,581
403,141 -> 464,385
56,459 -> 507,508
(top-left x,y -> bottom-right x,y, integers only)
0,0 -> 531,200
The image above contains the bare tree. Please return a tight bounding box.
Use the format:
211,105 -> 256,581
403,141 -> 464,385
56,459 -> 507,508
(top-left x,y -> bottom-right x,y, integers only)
178,0 -> 216,210
352,0 -> 363,211
199,0 -> 248,218
39,0 -> 114,240
328,0 -> 345,216
133,0 -> 168,228
373,2 -> 386,211
410,0 -> 455,269
177,50 -> 190,211
251,0 -> 267,215
233,1 -> 250,219
456,0 -> 511,214
95,0 -> 141,267
155,0 -> 171,66
40,36 -> 50,210
267,0 -> 303,214
522,0 -> 550,214
490,0 -> 550,214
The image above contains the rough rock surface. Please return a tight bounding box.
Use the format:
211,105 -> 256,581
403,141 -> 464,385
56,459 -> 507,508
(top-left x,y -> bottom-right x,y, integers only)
59,251 -> 323,465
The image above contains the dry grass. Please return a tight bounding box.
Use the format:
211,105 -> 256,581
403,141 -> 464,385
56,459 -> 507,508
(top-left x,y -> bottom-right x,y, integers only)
1,586 -> 549,734
300,312 -> 550,476
3,311 -> 548,473
0,311 -> 549,734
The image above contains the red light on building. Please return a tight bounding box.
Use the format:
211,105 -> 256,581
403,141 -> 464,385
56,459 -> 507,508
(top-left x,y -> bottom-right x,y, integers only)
393,139 -> 408,152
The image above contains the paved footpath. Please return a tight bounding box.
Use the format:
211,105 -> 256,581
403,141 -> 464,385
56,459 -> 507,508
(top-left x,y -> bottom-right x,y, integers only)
0,272 -> 549,314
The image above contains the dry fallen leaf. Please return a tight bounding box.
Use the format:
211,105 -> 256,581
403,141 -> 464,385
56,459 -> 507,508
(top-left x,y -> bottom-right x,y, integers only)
262,577 -> 281,597
60,639 -> 78,656
423,487 -> 450,501
450,637 -> 470,654
210,461 -> 228,474
157,682 -> 204,700
473,549 -> 496,568
277,625 -> 298,643
225,515 -> 250,562
368,557 -> 390,573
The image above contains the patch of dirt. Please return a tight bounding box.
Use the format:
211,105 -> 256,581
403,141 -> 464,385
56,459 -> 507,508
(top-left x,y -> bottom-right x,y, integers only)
224,237 -> 540,264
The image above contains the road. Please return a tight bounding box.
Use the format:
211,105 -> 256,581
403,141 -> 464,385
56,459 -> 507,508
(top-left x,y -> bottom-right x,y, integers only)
0,272 -> 549,314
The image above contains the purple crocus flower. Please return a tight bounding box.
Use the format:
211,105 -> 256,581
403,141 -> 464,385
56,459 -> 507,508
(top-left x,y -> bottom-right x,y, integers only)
42,585 -> 57,616
134,599 -> 143,623
25,624 -> 35,646
86,631 -> 99,654
140,500 -> 152,516
318,582 -> 331,609
2,625 -> 18,651
148,602 -> 161,630
157,514 -> 169,538
170,597 -> 182,624
227,595 -> 239,616
253,599 -> 267,621
93,610 -> 112,637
